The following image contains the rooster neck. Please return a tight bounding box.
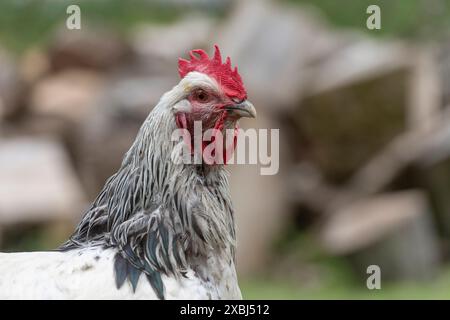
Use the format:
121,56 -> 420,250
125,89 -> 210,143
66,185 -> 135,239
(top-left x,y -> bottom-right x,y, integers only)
62,100 -> 237,298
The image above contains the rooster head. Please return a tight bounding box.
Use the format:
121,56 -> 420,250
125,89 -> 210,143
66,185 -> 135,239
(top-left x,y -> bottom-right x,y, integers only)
171,45 -> 256,164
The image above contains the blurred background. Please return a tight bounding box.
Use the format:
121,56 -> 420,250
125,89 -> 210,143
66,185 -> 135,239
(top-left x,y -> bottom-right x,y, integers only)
1,0 -> 450,299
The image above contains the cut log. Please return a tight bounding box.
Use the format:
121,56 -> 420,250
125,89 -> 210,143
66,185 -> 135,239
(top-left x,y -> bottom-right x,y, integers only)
48,27 -> 131,71
19,47 -> 51,85
0,48 -> 23,120
0,137 -> 86,226
295,40 -> 414,183
320,190 -> 440,281
29,69 -> 105,124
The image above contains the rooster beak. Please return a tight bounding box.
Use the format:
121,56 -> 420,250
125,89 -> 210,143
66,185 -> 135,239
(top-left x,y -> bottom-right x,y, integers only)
225,100 -> 257,119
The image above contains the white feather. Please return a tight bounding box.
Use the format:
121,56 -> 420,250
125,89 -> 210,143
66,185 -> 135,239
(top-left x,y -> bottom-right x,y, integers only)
0,247 -> 241,299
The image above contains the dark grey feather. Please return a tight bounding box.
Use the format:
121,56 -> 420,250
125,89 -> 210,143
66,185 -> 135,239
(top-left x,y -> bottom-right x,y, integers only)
146,271 -> 165,300
114,253 -> 128,289
128,267 -> 142,293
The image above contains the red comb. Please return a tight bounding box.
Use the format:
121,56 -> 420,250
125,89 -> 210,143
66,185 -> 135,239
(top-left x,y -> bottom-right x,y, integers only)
178,45 -> 247,101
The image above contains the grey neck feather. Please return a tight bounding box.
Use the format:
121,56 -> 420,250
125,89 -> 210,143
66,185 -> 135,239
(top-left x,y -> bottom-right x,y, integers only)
60,97 -> 236,298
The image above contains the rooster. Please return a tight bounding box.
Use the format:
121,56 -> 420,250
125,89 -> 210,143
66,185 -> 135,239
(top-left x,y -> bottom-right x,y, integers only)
0,45 -> 256,299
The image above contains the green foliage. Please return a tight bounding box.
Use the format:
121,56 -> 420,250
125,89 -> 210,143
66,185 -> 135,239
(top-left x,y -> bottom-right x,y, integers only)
0,0 -> 181,53
0,223 -> 67,252
1,0 -> 449,53
286,0 -> 450,39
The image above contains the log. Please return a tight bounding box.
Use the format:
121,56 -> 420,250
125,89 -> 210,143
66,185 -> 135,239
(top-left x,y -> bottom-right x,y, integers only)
295,40 -> 414,183
320,190 -> 440,281
0,137 -> 86,225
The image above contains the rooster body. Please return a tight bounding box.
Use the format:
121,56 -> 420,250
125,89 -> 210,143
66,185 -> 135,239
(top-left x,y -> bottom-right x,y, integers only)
0,247 -> 240,299
0,46 -> 255,300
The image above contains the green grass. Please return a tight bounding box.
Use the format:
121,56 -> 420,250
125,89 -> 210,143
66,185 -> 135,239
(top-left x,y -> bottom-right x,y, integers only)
0,0 -> 185,53
241,267 -> 450,299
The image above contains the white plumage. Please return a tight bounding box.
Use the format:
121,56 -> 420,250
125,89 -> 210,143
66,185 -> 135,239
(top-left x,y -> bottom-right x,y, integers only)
0,247 -> 241,299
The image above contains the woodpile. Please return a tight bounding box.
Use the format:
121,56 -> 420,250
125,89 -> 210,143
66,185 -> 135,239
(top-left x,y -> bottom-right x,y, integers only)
1,0 -> 450,283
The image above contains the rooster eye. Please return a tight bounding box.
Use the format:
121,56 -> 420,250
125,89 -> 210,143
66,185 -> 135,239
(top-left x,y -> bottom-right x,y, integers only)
193,89 -> 210,103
